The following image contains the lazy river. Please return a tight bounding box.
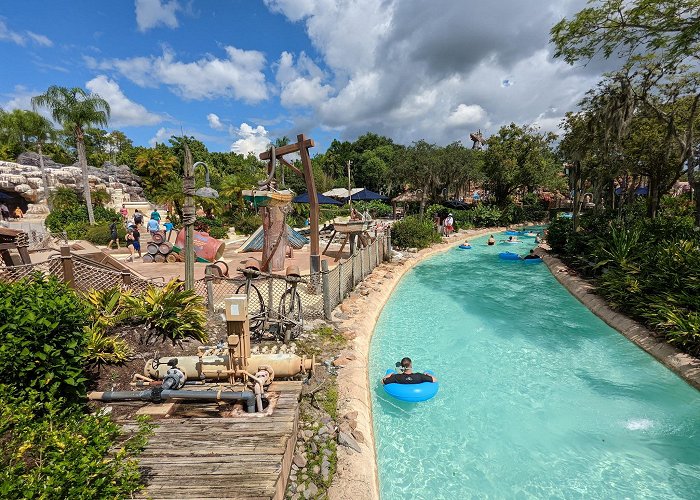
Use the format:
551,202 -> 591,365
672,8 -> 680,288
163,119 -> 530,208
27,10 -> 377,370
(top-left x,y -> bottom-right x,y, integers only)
370,231 -> 700,499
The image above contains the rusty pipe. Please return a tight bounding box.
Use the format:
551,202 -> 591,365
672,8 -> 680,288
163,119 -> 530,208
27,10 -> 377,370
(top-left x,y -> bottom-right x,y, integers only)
88,389 -> 256,413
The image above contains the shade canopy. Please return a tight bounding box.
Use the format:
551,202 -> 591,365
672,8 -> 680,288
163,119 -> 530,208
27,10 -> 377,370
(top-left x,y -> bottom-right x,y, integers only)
614,186 -> 649,196
343,188 -> 388,202
292,192 -> 343,206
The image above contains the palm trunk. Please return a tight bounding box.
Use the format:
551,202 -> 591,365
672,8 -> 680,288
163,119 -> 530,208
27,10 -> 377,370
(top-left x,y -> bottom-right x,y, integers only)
38,143 -> 49,203
76,130 -> 95,224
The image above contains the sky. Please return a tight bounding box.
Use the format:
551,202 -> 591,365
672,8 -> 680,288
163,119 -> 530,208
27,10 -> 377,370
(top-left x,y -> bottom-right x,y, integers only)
0,0 -> 611,156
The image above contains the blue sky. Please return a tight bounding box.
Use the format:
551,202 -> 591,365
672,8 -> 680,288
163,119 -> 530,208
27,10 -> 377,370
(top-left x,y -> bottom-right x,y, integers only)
0,0 -> 606,156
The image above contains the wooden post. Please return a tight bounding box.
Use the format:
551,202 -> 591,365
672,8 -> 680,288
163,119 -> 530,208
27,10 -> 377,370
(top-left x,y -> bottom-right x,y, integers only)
298,133 -> 320,274
205,266 -> 215,313
351,252 -> 356,288
60,245 -> 74,288
121,271 -> 132,286
321,260 -> 331,320
360,246 -> 365,279
183,144 -> 195,290
261,203 -> 288,272
386,229 -> 392,261
338,261 -> 343,299
375,238 -> 379,269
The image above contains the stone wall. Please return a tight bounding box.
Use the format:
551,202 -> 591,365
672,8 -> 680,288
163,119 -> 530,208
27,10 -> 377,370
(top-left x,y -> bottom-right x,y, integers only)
0,152 -> 146,211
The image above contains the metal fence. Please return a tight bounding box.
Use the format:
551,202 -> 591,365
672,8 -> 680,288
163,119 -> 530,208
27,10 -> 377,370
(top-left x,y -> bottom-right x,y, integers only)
0,232 -> 392,321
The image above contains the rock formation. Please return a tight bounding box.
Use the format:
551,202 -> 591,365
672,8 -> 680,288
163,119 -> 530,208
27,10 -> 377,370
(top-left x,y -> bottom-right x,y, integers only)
0,152 -> 146,213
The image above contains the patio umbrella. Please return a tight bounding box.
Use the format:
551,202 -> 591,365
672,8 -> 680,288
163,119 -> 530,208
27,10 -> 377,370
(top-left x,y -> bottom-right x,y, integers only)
344,188 -> 388,202
292,192 -> 343,206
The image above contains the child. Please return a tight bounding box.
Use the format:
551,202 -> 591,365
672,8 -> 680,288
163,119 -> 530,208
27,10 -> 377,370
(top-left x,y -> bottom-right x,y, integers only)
163,217 -> 174,242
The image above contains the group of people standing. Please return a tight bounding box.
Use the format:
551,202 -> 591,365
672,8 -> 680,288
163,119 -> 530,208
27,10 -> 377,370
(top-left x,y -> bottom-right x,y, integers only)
108,205 -> 175,262
0,203 -> 24,221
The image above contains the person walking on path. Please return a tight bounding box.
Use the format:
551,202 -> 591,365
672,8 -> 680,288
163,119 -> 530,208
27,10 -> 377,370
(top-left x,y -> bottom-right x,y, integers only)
163,217 -> 174,242
132,224 -> 142,258
119,204 -> 128,220
125,229 -> 136,262
0,203 -> 9,221
147,217 -> 160,238
107,220 -> 120,249
444,213 -> 454,236
133,209 -> 143,226
150,209 -> 161,222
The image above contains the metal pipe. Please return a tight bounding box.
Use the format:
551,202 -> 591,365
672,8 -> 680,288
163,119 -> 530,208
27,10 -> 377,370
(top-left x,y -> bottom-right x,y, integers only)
89,389 -> 257,413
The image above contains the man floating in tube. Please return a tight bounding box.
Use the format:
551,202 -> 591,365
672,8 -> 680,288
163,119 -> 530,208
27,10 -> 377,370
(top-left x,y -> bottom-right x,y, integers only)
382,357 -> 437,384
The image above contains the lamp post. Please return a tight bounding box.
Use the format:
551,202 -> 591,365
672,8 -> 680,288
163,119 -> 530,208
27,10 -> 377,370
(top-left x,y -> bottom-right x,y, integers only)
183,156 -> 218,290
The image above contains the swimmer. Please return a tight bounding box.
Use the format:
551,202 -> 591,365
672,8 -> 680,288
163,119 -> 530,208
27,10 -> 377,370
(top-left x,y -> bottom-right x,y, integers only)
487,235 -> 495,246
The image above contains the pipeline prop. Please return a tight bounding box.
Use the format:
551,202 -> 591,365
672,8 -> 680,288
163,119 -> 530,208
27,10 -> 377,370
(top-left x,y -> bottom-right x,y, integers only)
88,389 -> 257,413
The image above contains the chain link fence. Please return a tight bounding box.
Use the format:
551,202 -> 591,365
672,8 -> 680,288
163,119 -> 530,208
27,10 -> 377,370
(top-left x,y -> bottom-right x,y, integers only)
0,232 -> 392,322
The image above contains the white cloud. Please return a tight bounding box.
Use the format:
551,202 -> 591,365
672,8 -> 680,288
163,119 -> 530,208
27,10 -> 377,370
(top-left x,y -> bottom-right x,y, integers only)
85,75 -> 162,127
262,0 -> 606,144
446,104 -> 487,127
149,127 -> 171,147
26,31 -> 53,47
0,20 -> 52,47
1,85 -> 35,111
230,123 -> 270,156
91,46 -> 268,102
135,0 -> 181,32
207,113 -> 223,130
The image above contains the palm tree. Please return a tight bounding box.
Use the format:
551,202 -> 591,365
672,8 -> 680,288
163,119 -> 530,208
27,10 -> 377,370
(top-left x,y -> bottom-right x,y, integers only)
32,86 -> 110,224
134,148 -> 179,196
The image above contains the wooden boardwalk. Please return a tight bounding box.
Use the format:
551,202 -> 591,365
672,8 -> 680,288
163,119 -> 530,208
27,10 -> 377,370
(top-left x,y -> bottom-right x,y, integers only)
125,381 -> 302,500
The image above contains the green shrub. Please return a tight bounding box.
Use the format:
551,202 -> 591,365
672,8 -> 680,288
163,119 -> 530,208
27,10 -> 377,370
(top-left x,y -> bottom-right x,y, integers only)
0,388 -> 153,499
48,187 -> 80,210
0,276 -> 88,404
84,326 -> 133,367
232,212 -> 263,235
194,216 -> 229,239
45,205 -> 121,233
123,280 -> 208,346
85,223 -> 127,245
391,215 -> 442,249
64,221 -> 90,240
499,204 -> 524,225
469,204 -> 502,227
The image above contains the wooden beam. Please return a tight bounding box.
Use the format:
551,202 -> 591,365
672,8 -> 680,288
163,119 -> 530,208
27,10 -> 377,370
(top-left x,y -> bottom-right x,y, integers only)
297,134 -> 320,272
279,157 -> 304,179
259,139 -> 314,160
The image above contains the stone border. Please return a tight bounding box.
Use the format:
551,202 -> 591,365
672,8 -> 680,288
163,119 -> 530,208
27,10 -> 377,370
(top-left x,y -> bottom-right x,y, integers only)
540,252 -> 700,391
327,227 -> 507,500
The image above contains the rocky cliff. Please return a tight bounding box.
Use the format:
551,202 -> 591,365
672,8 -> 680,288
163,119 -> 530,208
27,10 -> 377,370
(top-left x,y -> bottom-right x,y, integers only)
0,152 -> 146,210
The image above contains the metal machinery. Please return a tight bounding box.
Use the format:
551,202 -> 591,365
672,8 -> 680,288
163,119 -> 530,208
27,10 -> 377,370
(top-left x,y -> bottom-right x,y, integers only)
89,295 -> 314,412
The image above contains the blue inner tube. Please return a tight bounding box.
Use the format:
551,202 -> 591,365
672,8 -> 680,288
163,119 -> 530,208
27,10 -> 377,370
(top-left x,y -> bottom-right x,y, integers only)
458,244 -> 472,249
499,252 -> 521,260
505,230 -> 522,236
502,240 -> 521,244
523,257 -> 543,264
383,369 -> 439,402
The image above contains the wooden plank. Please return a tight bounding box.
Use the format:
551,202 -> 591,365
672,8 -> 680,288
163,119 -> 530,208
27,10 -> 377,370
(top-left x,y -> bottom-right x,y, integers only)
140,464 -> 282,476
138,456 -> 282,466
258,139 -> 314,159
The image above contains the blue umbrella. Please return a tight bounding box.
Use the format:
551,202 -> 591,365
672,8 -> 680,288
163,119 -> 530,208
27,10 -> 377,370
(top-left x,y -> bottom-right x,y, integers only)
344,189 -> 388,202
292,192 -> 343,206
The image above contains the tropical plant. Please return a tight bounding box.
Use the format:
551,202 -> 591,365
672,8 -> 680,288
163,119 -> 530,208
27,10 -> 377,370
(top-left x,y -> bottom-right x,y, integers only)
90,188 -> 111,207
32,86 -> 111,224
48,186 -> 81,210
390,215 -> 442,249
123,280 -> 207,345
0,276 -> 88,404
84,286 -> 133,329
594,224 -> 642,269
134,148 -> 179,197
0,387 -> 153,498
84,325 -> 132,367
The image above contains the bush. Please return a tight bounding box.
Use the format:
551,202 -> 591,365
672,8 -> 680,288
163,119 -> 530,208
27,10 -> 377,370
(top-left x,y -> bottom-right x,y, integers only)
45,205 -> 121,234
469,204 -> 502,227
48,187 -> 80,210
0,276 -> 89,404
195,216 -> 229,239
391,215 -> 442,249
85,223 -> 127,245
123,280 -> 208,346
232,212 -> 263,235
0,387 -> 152,499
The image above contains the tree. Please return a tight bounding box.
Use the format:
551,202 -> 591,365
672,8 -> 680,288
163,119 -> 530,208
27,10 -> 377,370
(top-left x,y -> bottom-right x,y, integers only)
134,148 -> 179,198
32,87 -> 110,224
0,109 -> 56,202
483,123 -> 563,205
391,140 -> 438,216
552,0 -> 700,224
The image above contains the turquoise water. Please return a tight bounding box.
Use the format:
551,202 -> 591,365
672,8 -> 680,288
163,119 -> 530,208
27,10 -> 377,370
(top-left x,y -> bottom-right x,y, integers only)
370,232 -> 700,499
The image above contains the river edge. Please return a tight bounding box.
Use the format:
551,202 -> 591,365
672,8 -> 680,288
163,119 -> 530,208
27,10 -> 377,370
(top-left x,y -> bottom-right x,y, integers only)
540,251 -> 700,391
327,226 -> 507,500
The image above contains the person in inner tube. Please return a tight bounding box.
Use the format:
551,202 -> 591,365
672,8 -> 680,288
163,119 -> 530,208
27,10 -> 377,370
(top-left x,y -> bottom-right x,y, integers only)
522,249 -> 540,260
382,357 -> 436,384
